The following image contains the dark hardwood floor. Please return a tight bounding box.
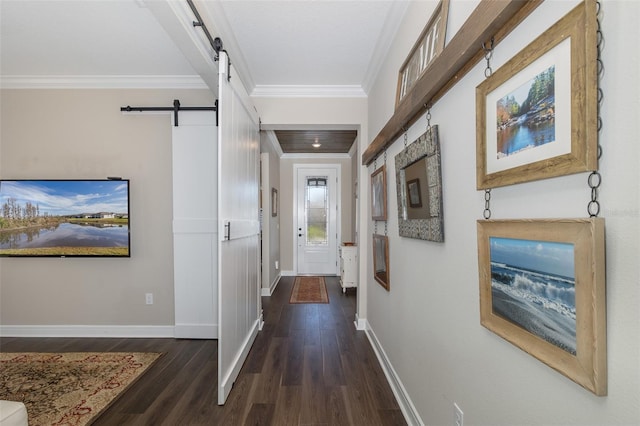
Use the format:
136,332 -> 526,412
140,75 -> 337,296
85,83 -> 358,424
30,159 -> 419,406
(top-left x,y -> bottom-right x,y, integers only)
0,276 -> 406,425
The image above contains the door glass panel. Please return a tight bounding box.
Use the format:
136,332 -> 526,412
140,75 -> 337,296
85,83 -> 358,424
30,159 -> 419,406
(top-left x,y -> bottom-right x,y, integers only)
306,177 -> 328,245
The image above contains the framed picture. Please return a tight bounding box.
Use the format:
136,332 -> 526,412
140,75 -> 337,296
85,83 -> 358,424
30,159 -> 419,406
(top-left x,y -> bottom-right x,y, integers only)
396,0 -> 450,108
407,179 -> 422,208
372,234 -> 390,291
395,125 -> 444,242
370,165 -> 387,221
271,188 -> 278,217
476,1 -> 597,189
477,218 -> 606,395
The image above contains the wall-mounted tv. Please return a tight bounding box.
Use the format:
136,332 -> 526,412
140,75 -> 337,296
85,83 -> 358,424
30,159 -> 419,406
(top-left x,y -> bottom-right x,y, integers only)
0,179 -> 130,257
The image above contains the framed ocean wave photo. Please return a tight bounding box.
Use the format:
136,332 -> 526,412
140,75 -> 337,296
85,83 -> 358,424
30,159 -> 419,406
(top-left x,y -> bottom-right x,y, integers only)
476,0 -> 598,189
477,218 -> 606,395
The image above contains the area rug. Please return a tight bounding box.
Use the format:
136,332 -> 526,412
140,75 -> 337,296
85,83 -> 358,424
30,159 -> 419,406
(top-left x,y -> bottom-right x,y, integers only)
0,352 -> 162,426
289,276 -> 329,304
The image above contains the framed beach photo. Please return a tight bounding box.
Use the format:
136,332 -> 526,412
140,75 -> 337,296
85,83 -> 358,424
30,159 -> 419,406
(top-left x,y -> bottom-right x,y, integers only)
372,234 -> 390,291
477,218 -> 606,395
476,1 -> 597,189
370,165 -> 387,221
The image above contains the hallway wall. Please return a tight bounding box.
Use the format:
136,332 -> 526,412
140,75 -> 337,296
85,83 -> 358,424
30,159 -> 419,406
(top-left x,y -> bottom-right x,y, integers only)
365,1 -> 639,424
0,89 -> 214,332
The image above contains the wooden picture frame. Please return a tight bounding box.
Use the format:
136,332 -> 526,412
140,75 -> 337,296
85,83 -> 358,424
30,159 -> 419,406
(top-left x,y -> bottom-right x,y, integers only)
476,1 -> 597,189
372,234 -> 390,291
396,0 -> 450,109
370,165 -> 387,221
271,188 -> 278,217
395,125 -> 444,241
477,218 -> 606,395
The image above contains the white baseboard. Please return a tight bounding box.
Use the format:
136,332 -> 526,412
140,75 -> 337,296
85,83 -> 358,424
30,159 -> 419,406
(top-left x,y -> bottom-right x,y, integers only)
174,323 -> 218,339
261,273 -> 282,296
281,270 -> 296,276
365,323 -> 423,426
218,319 -> 259,403
0,325 -> 175,338
354,313 -> 367,330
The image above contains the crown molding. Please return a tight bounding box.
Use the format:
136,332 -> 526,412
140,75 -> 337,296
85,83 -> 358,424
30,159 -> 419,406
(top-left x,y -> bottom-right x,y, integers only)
0,75 -> 208,89
361,1 -> 410,95
251,85 -> 367,98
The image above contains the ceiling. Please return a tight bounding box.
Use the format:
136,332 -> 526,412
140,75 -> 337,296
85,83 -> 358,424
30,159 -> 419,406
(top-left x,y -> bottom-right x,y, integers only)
0,0 -> 409,153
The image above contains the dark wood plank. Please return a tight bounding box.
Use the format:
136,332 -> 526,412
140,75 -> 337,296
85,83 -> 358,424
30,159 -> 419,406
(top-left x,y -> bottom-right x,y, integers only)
1,275 -> 406,425
362,0 -> 543,166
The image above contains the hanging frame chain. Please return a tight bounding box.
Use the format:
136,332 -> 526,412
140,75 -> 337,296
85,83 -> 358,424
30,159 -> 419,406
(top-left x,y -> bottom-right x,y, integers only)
425,103 -> 432,131
481,37 -> 495,219
588,1 -> 604,218
482,37 -> 494,78
403,127 -> 408,148
483,189 -> 492,219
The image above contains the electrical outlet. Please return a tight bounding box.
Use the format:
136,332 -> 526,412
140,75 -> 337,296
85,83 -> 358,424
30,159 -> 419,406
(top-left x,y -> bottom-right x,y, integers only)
145,293 -> 153,305
454,403 -> 463,426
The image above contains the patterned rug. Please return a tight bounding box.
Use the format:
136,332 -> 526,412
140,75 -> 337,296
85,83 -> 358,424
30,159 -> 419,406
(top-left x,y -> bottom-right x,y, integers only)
289,276 -> 329,304
0,352 -> 162,426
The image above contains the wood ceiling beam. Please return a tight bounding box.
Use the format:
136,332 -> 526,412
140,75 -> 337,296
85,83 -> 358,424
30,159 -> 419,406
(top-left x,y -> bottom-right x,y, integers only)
362,0 -> 543,166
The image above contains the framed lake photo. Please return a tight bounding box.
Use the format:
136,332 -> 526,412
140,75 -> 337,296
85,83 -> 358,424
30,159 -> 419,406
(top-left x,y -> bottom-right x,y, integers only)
370,165 -> 387,221
476,1 -> 597,189
477,218 -> 606,395
0,179 -> 131,257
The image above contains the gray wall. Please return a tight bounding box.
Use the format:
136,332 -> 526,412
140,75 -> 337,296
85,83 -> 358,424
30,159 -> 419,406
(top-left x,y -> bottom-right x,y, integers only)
0,89 -> 213,331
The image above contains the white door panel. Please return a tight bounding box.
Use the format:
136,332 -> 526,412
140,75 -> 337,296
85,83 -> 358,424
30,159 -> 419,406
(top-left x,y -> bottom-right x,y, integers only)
295,165 -> 340,275
217,52 -> 261,405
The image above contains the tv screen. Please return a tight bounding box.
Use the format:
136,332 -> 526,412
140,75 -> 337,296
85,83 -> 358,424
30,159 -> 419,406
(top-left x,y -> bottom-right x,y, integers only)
0,179 -> 130,257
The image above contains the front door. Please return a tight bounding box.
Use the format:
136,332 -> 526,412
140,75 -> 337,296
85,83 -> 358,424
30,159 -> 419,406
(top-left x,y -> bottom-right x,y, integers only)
295,165 -> 339,275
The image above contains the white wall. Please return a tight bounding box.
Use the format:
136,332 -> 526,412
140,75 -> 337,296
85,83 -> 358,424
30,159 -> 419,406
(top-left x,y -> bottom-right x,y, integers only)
365,1 -> 639,424
0,89 -> 214,334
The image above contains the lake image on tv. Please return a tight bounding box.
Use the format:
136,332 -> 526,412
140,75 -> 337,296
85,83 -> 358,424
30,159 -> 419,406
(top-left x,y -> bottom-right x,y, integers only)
496,65 -> 556,159
489,237 -> 576,355
0,180 -> 129,256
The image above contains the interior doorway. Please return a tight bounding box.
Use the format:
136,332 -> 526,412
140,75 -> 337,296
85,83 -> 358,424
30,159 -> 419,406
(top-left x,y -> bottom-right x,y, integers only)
294,164 -> 340,275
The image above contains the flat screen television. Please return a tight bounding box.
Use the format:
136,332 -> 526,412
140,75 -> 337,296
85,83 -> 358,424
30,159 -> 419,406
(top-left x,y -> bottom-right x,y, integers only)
0,179 -> 130,257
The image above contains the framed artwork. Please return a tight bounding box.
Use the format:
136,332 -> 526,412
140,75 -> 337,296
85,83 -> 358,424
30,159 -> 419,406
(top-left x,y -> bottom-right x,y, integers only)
395,125 -> 444,241
396,0 -> 450,108
477,218 -> 606,395
372,234 -> 390,291
271,188 -> 278,217
370,165 -> 387,221
476,1 -> 597,189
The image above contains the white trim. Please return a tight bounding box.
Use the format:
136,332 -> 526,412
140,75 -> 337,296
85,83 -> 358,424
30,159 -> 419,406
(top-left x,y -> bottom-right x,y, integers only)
265,130 -> 284,158
354,313 -> 367,331
365,323 -> 423,426
251,85 -> 367,98
361,1 -> 410,95
218,319 -> 259,403
174,324 -> 218,339
0,325 -> 175,338
348,135 -> 359,158
261,273 -> 282,296
281,270 -> 296,277
0,75 -> 207,89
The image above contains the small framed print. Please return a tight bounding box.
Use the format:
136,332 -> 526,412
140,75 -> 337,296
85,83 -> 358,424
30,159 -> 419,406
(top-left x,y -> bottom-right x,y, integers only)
370,165 -> 387,221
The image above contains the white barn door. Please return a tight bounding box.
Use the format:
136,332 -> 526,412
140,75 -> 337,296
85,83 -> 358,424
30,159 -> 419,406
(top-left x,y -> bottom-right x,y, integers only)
217,52 -> 261,404
172,111 -> 218,339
